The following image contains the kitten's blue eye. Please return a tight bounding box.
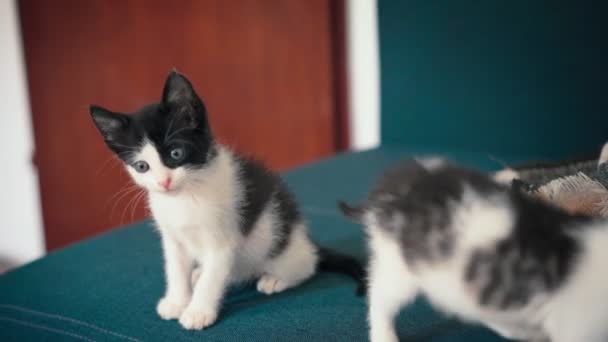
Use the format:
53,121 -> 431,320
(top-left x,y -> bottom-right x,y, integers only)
170,147 -> 185,162
133,160 -> 149,173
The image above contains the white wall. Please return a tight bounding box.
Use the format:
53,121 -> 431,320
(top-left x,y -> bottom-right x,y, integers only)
346,0 -> 381,150
0,0 -> 45,265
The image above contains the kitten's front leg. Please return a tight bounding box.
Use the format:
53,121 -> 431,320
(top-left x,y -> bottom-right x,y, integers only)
157,233 -> 193,320
368,240 -> 419,342
179,247 -> 234,330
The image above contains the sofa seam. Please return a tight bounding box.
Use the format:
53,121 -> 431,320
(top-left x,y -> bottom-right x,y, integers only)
0,304 -> 140,342
0,315 -> 95,342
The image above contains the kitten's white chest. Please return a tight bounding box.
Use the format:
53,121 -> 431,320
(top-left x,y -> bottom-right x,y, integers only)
150,194 -> 205,229
146,148 -> 241,260
149,192 -> 237,258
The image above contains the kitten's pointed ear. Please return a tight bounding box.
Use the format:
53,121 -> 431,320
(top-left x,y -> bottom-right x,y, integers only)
90,105 -> 129,141
162,70 -> 194,104
161,70 -> 206,126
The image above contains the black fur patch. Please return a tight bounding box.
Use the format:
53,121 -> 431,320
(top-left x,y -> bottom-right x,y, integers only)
232,154 -> 300,257
467,191 -> 588,309
234,155 -> 278,235
269,182 -> 300,258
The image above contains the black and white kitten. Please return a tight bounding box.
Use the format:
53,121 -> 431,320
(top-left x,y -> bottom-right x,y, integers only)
90,71 -> 364,330
340,158 -> 608,342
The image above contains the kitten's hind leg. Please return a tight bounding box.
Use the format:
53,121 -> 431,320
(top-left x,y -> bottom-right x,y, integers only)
257,226 -> 317,295
257,274 -> 289,294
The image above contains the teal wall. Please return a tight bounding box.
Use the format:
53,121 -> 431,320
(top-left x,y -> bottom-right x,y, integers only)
379,0 -> 608,158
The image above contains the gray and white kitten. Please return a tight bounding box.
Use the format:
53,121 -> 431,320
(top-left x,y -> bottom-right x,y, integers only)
340,158 -> 608,342
90,71 -> 363,330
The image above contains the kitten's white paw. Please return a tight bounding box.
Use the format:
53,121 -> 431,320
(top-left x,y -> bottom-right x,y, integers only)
190,267 -> 202,288
179,306 -> 218,330
256,274 -> 288,295
370,329 -> 399,342
156,297 -> 188,320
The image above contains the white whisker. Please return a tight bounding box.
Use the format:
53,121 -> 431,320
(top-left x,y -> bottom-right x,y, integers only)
110,186 -> 140,221
130,190 -> 147,223
164,114 -> 178,142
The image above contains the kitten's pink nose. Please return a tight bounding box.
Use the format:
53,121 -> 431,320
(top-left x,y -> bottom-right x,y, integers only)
158,177 -> 172,190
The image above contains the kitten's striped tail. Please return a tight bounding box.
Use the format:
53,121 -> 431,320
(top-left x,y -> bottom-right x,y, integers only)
318,247 -> 366,296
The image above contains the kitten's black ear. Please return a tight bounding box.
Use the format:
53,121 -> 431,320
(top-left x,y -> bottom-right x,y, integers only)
90,105 -> 130,142
161,70 -> 206,126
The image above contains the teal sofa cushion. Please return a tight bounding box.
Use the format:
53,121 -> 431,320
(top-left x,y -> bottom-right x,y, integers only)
0,146 -> 515,341
379,0 -> 608,158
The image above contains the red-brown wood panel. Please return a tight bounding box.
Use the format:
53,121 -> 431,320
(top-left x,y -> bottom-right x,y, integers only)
19,0 -> 346,250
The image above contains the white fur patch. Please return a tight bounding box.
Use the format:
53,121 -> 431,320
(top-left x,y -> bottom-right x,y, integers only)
261,225 -> 318,287
454,189 -> 514,250
366,225 -> 418,342
541,227 -> 608,342
598,142 -> 608,165
492,168 -> 519,185
415,156 -> 446,171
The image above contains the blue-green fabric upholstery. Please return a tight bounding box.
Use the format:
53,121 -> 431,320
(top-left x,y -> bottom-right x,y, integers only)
379,0 -> 608,158
0,146 -> 515,341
